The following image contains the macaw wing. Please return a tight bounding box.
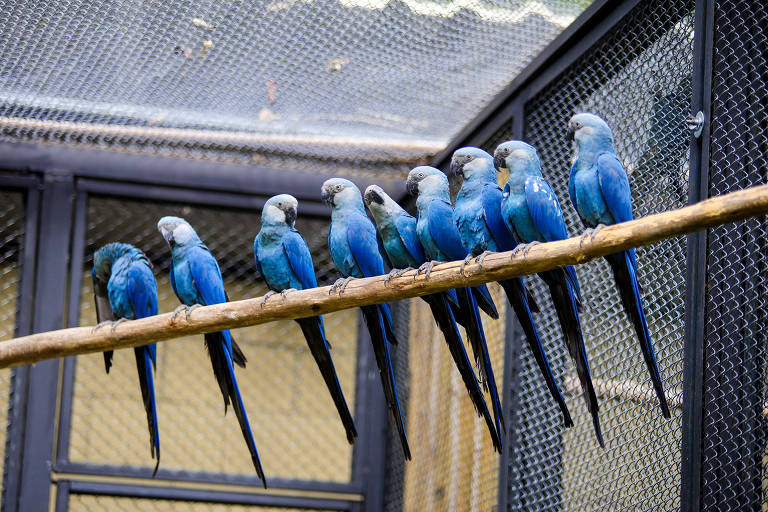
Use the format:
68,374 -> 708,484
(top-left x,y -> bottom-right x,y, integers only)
126,263 -> 159,364
376,231 -> 393,271
347,213 -> 385,278
427,199 -> 467,260
187,246 -> 228,306
568,162 -> 591,229
169,260 -> 179,298
253,234 -> 265,280
282,229 -> 319,291
524,176 -> 569,243
481,183 -> 518,251
394,214 -> 426,265
596,152 -> 633,224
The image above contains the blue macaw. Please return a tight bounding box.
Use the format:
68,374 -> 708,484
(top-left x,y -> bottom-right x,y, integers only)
495,141 -> 603,446
254,194 -> 358,444
320,178 -> 410,460
566,113 -> 670,418
364,184 -> 501,452
157,216 -> 267,487
405,168 -> 510,442
450,147 -> 573,429
92,242 -> 161,474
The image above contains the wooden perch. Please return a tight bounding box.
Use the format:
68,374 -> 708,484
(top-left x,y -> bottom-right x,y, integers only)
1,183 -> 768,369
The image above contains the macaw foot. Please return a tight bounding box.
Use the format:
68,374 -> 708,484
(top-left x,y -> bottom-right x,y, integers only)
280,288 -> 297,299
459,254 -> 474,277
330,277 -> 354,295
384,268 -> 414,286
169,304 -> 201,324
92,320 -> 115,333
110,318 -> 127,332
513,241 -> 541,259
579,224 -> 607,248
260,290 -> 278,308
475,250 -> 495,269
414,261 -> 439,280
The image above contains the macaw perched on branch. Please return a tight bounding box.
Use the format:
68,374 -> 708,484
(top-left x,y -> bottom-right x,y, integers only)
495,141 -> 603,446
566,113 -> 670,418
92,242 -> 161,474
364,184 -> 501,452
321,178 -> 411,460
157,216 -> 267,487
254,194 -> 358,444
450,147 -> 574,430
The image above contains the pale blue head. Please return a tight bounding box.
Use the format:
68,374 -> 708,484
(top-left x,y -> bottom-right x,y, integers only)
493,140 -> 543,178
321,178 -> 364,211
363,184 -> 403,223
262,194 -> 298,227
567,113 -> 615,155
450,147 -> 497,182
406,166 -> 450,200
157,216 -> 199,247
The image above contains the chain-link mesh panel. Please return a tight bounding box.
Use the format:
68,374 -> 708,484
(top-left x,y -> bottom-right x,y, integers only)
68,196 -> 359,482
700,1 -> 768,509
0,0 -> 591,169
68,494 -> 336,512
0,190 -> 23,506
384,284 -> 507,511
485,1 -> 694,510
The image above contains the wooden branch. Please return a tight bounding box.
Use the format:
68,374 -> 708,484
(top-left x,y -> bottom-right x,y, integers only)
2,183 -> 768,369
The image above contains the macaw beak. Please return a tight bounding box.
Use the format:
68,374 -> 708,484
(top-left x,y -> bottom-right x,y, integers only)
320,187 -> 334,207
159,227 -> 174,245
493,153 -> 507,171
449,158 -> 464,179
566,124 -> 576,142
405,176 -> 420,197
285,206 -> 297,226
363,187 -> 384,206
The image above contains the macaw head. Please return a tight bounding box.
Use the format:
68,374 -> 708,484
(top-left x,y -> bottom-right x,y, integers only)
92,244 -> 117,286
494,140 -> 542,178
321,178 -> 363,211
406,166 -> 450,200
262,194 -> 298,227
363,184 -> 402,224
567,113 -> 615,154
157,216 -> 199,248
450,147 -> 497,183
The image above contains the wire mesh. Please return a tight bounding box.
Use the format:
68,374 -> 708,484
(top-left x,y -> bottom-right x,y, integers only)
700,1 -> 768,509
493,1 -> 694,510
0,0 -> 591,171
384,284 -> 508,511
67,494 -> 336,512
68,196 -> 359,482
0,190 -> 24,506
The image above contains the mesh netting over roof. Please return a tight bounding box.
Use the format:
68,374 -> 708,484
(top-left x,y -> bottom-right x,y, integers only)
0,0 -> 590,165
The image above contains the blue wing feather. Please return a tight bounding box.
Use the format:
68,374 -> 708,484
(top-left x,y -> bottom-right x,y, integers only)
481,184 -> 518,251
187,247 -> 228,306
596,152 -> 633,224
346,213 -> 386,278
394,214 -> 426,265
524,176 -> 569,243
427,200 -> 468,260
282,229 -> 318,291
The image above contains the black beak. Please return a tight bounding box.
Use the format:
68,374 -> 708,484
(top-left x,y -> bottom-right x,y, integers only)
493,154 -> 506,170
364,188 -> 384,206
321,188 -> 334,207
566,125 -> 575,142
285,207 -> 297,226
449,159 -> 463,179
406,176 -> 419,197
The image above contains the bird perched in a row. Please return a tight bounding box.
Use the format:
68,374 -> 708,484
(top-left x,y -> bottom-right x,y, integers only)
157,216 -> 267,487
254,194 -> 358,444
92,242 -> 161,474
364,183 -> 502,452
321,178 -> 411,460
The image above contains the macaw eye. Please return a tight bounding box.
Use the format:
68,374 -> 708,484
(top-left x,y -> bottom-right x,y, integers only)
335,185 -> 343,192
417,173 -> 424,178
465,155 -> 473,162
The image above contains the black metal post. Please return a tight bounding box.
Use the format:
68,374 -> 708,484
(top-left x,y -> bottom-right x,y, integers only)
16,174 -> 75,511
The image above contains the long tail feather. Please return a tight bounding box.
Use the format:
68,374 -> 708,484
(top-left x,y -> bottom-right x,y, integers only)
296,317 -> 358,444
457,289 -> 506,436
607,251 -> 670,418
472,285 -> 499,320
380,303 -> 400,346
213,336 -> 267,487
499,278 -> 573,429
231,338 -> 247,368
545,271 -> 603,446
134,345 -> 161,474
205,332 -> 232,412
424,292 -> 502,451
104,350 -> 114,373
361,305 -> 411,460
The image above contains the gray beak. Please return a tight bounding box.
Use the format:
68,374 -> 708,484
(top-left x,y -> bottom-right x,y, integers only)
406,176 -> 420,197
566,124 -> 575,142
320,187 -> 334,207
493,153 -> 506,170
285,206 -> 297,226
364,188 -> 384,206
449,159 -> 463,179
